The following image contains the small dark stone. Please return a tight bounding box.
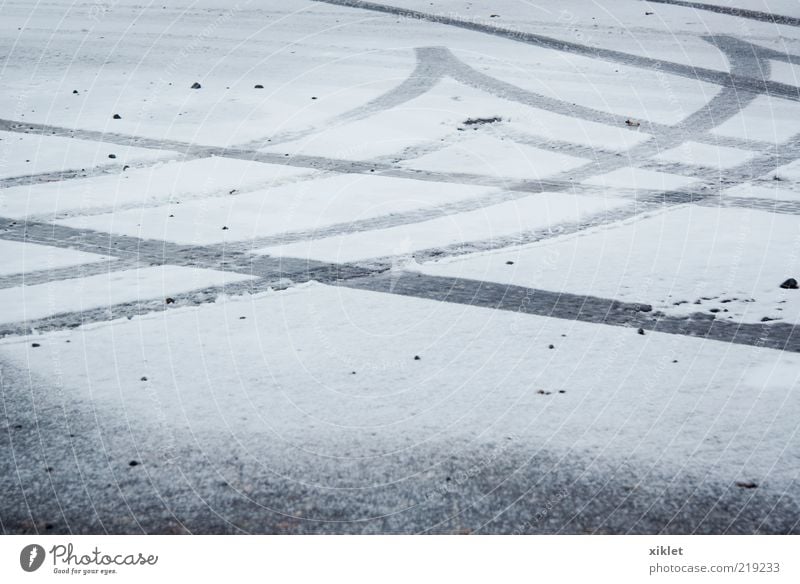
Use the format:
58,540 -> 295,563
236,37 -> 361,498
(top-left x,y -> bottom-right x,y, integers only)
735,481 -> 757,489
548,344 -> 554,349
536,389 -> 552,395
229,189 -> 237,194
637,328 -> 645,335
72,90 -> 79,94
709,308 -> 720,313
140,376 -> 148,381
108,153 -> 116,159
351,371 -> 357,375
672,360 -> 678,363
558,390 -> 566,394
506,261 -> 514,265
414,355 -> 421,361
761,316 -> 777,322
113,114 -> 121,119
128,460 -> 139,467
165,297 -> 175,304
122,165 -> 130,171
311,96 -> 317,100
637,304 -> 652,312
254,84 -> 264,89
779,278 -> 798,289
191,82 -> 202,89
31,342 -> 40,347
222,226 -> 229,230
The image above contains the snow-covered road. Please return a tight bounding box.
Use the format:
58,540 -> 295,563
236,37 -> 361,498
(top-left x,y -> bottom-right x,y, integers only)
1,0 -> 799,534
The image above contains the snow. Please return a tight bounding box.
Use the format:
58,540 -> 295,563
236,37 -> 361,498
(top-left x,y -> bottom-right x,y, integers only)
460,48 -> 723,126
263,78 -> 651,162
257,192 -> 627,263
501,107 -> 652,152
711,95 -> 800,143
652,141 -> 756,169
582,167 -> 699,190
57,174 -> 495,245
416,205 -> 800,325
724,183 -> 800,202
0,157 -> 313,220
400,135 -> 586,180
2,0 -> 800,533
387,0 -> 800,68
0,6 -> 422,148
0,240 -> 111,277
0,131 -> 175,179
770,158 -> 800,182
260,79 -> 503,161
0,265 -> 254,324
1,283 -> 797,484
770,59 -> 800,86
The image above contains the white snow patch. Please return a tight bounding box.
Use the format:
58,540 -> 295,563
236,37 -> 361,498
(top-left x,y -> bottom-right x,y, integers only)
0,131 -> 174,179
652,141 -> 756,170
56,174 -> 494,245
767,158 -> 800,182
0,265 -> 254,324
401,135 -> 586,180
0,240 -> 111,277
0,157 -> 313,220
256,192 -> 628,263
583,166 -> 699,190
711,95 -> 800,144
416,205 -> 800,325
724,183 -> 800,202
770,59 -> 800,87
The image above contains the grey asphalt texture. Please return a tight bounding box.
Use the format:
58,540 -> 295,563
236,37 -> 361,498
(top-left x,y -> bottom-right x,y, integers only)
2,357 -> 796,534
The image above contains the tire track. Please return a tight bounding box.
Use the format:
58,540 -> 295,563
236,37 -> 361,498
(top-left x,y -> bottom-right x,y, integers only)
341,271 -> 800,352
314,0 -> 800,101
0,258 -> 142,290
644,0 -> 800,28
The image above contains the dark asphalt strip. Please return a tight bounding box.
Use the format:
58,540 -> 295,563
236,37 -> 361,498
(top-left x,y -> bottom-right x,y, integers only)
341,272 -> 800,353
3,215 -> 800,353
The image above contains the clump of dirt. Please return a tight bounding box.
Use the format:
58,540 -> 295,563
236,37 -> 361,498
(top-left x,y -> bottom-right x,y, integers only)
462,116 -> 502,126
